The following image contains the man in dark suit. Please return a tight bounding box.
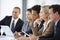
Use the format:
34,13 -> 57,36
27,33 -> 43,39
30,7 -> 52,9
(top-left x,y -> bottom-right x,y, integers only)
49,5 -> 60,40
0,7 -> 24,33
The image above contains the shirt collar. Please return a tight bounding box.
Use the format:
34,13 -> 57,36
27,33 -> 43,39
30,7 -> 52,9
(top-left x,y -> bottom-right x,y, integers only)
12,17 -> 19,22
12,17 -> 19,26
55,19 -> 60,26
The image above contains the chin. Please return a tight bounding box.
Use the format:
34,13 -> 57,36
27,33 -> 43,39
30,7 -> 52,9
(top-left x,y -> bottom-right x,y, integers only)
14,17 -> 18,19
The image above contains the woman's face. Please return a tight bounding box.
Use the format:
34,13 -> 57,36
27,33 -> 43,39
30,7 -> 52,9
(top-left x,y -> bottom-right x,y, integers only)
40,8 -> 48,20
26,11 -> 32,20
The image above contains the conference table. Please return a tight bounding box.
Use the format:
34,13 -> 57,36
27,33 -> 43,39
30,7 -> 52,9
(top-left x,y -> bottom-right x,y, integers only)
0,25 -> 17,40
0,36 -> 17,40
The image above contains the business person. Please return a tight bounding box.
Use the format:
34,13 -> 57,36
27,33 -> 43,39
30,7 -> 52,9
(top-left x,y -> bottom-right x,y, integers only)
29,5 -> 43,40
0,7 -> 24,33
15,5 -> 41,40
15,8 -> 33,40
31,6 -> 54,40
49,5 -> 60,40
21,8 -> 33,35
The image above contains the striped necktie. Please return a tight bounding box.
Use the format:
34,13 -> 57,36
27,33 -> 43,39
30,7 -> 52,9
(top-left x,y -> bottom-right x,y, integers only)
11,20 -> 15,33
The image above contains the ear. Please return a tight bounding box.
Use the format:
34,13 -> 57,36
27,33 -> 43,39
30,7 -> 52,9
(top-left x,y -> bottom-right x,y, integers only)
54,12 -> 59,18
55,11 -> 58,15
56,12 -> 58,14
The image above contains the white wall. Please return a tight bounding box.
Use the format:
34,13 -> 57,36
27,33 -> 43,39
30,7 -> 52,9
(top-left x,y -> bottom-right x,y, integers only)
45,0 -> 60,5
27,0 -> 60,8
0,0 -> 22,20
27,0 -> 38,8
27,0 -> 46,8
0,1 -> 1,15
1,0 -> 60,20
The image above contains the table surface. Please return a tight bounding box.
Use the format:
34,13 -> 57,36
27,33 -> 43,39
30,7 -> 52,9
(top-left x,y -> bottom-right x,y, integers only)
0,36 -> 17,40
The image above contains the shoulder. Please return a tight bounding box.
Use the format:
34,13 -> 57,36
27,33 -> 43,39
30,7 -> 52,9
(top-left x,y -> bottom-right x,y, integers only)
49,20 -> 55,24
2,16 -> 12,20
24,20 -> 28,23
5,16 -> 12,18
48,20 -> 55,28
57,20 -> 60,26
58,20 -> 60,23
18,18 -> 24,24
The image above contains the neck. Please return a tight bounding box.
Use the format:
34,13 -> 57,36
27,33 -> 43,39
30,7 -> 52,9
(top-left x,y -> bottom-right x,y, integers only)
55,16 -> 60,22
27,20 -> 33,26
13,17 -> 18,20
45,18 -> 48,23
29,20 -> 33,23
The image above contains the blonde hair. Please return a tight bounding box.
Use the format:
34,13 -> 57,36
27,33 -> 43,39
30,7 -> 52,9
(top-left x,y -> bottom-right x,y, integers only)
41,5 -> 49,19
41,5 -> 49,14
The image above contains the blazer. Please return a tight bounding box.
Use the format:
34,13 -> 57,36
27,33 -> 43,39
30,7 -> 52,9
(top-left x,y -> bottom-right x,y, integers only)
54,20 -> 60,40
0,16 -> 24,32
32,20 -> 54,37
21,21 -> 32,34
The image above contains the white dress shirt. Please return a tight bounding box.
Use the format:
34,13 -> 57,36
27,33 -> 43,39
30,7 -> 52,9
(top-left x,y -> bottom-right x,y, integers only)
10,17 -> 19,29
55,19 -> 60,26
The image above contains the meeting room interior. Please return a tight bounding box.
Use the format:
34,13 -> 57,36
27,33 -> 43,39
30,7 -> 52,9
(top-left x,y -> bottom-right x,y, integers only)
0,0 -> 60,40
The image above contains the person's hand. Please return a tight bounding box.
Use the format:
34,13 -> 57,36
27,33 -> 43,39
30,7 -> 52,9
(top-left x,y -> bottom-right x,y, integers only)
33,18 -> 41,27
29,34 -> 37,40
14,31 -> 22,38
17,36 -> 29,40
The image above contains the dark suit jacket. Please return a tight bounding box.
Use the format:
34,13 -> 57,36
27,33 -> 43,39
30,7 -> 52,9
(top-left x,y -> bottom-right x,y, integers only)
54,20 -> 60,40
0,16 -> 24,32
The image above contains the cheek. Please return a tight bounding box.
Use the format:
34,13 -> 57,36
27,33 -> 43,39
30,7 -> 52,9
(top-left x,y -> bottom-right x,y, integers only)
33,16 -> 36,20
33,15 -> 35,18
13,13 -> 16,16
26,15 -> 29,18
35,15 -> 38,18
50,14 -> 54,19
41,15 -> 46,19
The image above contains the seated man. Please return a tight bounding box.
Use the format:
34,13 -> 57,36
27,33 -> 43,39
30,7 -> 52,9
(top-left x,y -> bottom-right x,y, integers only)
0,7 -> 24,33
49,5 -> 60,40
14,8 -> 33,39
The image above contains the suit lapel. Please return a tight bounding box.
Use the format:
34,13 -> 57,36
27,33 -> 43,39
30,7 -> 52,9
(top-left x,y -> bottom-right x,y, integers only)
8,16 -> 12,27
43,22 -> 50,33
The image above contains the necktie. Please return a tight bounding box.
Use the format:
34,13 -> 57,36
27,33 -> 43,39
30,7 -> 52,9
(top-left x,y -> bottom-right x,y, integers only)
11,20 -> 15,33
37,24 -> 40,31
54,23 -> 57,35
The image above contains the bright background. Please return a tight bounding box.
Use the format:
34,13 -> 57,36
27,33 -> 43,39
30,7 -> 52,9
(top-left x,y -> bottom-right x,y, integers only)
0,0 -> 60,21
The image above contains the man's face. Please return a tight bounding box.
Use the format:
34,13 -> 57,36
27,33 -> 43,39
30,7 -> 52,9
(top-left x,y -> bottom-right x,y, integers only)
12,8 -> 20,19
32,10 -> 39,21
49,8 -> 56,20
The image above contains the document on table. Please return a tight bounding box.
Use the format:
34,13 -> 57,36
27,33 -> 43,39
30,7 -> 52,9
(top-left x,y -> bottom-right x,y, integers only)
1,25 -> 14,37
0,25 -> 17,40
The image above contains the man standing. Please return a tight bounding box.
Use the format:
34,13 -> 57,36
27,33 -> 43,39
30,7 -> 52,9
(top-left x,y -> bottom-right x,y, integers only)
0,7 -> 24,33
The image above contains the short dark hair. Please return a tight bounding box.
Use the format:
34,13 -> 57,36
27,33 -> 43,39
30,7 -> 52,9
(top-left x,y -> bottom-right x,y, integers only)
14,7 -> 20,13
27,8 -> 32,13
49,4 -> 60,15
32,5 -> 41,14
